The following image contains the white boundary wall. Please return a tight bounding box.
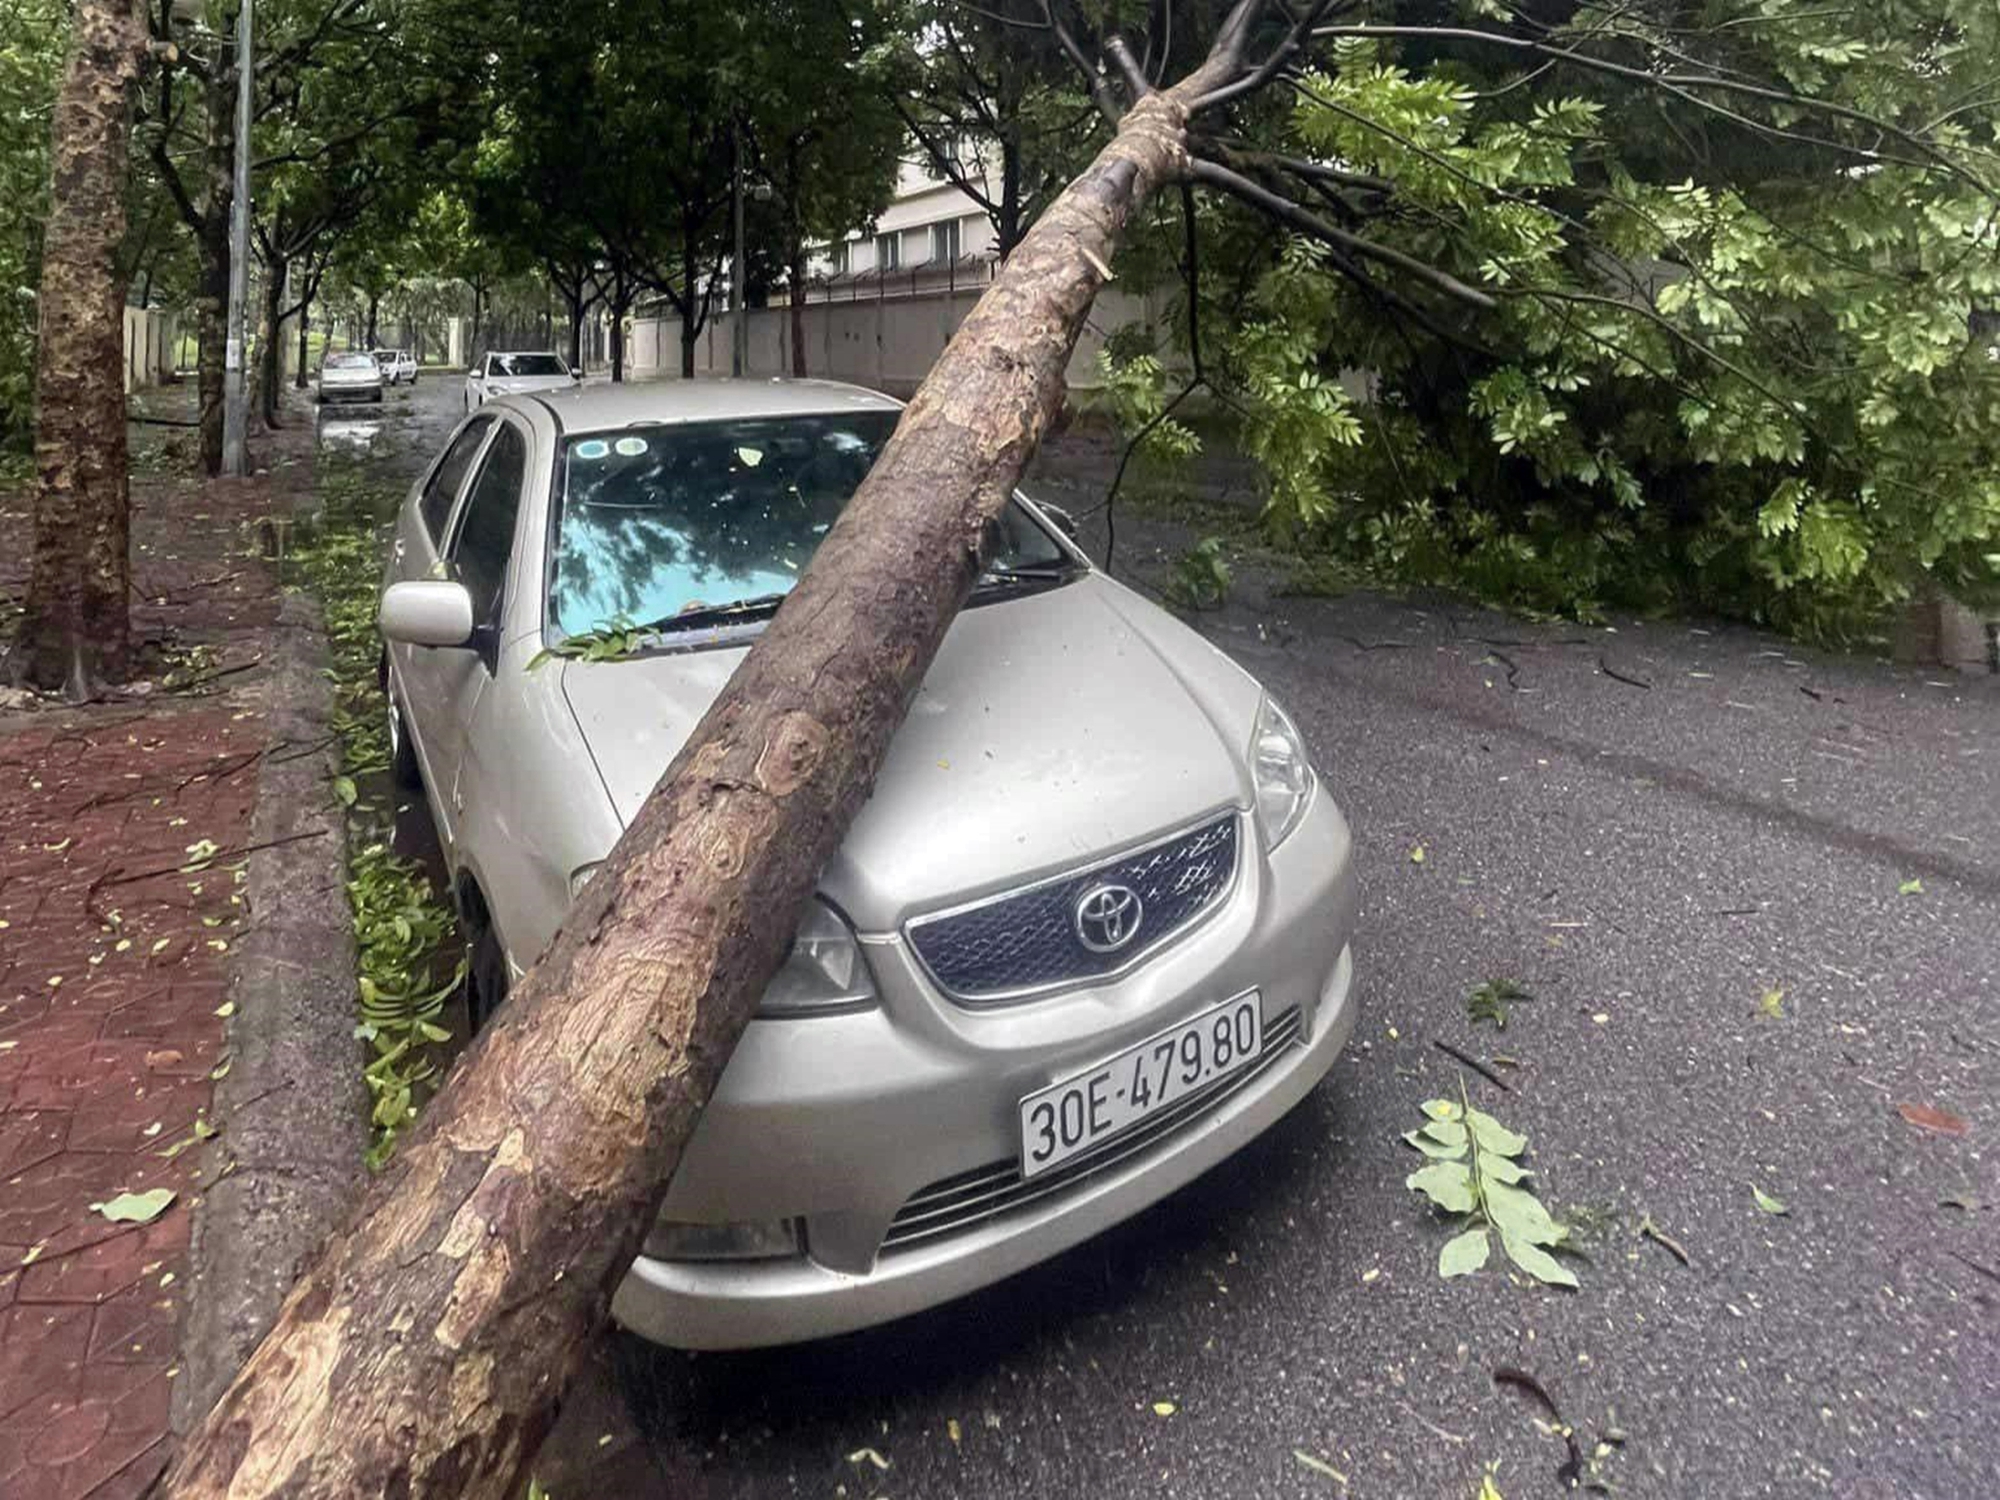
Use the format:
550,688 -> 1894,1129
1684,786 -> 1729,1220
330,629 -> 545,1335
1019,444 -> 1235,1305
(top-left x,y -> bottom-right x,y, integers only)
625,285 -> 1164,396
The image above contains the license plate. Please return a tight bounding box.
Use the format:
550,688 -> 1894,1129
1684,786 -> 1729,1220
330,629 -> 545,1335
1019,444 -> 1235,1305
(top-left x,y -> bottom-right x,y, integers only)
1018,992 -> 1263,1179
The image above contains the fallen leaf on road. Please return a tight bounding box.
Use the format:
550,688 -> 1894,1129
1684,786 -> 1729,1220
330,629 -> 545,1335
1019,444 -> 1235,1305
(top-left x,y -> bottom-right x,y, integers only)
1898,877 -> 1923,895
92,1188 -> 177,1224
846,1448 -> 891,1470
1752,1185 -> 1788,1216
1759,988 -> 1785,1020
946,1419 -> 960,1445
1409,844 -> 1427,864
1152,1401 -> 1177,1417
214,1001 -> 235,1019
1897,1102 -> 1967,1137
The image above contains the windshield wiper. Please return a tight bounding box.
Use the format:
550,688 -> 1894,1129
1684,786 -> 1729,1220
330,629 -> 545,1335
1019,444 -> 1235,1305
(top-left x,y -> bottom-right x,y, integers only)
642,593 -> 790,633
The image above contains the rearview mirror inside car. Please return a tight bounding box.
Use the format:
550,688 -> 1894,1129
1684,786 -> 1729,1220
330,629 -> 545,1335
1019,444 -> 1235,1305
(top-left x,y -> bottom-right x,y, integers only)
379,580 -> 476,649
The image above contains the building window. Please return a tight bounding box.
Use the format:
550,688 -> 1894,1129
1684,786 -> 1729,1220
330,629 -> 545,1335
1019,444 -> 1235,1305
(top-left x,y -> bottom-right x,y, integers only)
829,240 -> 849,274
930,219 -> 961,265
876,232 -> 901,271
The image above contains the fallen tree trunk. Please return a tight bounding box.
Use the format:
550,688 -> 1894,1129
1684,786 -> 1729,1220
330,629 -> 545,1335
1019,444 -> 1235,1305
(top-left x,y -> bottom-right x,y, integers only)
161,14 -> 1259,1497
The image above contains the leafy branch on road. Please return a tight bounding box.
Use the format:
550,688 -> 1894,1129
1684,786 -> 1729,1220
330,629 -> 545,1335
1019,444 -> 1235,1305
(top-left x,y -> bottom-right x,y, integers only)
1405,1090 -> 1578,1287
1467,978 -> 1532,1029
291,459 -> 461,1167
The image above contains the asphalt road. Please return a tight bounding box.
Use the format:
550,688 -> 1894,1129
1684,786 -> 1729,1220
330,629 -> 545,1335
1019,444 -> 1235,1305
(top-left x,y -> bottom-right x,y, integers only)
342,378 -> 1999,1499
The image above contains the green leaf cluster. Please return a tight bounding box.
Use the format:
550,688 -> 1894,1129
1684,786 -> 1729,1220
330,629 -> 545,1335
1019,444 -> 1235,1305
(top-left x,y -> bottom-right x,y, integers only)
1176,0 -> 2000,638
1405,1096 -> 1577,1287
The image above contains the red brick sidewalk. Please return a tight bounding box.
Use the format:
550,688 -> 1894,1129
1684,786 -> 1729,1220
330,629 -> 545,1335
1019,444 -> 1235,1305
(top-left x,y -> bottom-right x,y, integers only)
0,416 -> 296,1496
0,706 -> 262,1498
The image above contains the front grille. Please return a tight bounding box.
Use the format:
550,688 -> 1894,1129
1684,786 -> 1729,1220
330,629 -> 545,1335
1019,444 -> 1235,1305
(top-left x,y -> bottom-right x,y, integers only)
906,813 -> 1239,1003
879,1006 -> 1302,1254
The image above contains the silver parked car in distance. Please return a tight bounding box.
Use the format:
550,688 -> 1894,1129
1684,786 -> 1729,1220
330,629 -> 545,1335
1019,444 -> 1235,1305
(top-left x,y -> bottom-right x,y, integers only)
377,380 -> 1359,1350
463,349 -> 576,411
316,350 -> 384,404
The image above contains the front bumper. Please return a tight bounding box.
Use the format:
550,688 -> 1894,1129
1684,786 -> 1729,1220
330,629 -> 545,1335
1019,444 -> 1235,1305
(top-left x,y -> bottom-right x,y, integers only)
610,788 -> 1359,1350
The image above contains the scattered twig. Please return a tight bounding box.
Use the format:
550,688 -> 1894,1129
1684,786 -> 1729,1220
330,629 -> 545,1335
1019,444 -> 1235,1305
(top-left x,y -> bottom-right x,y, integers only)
1705,906 -> 1761,917
1597,656 -> 1653,689
1434,1039 -> 1514,1092
1493,1367 -> 1584,1485
1396,1401 -> 1468,1446
1947,1249 -> 2000,1286
1638,1212 -> 1691,1266
96,827 -> 330,891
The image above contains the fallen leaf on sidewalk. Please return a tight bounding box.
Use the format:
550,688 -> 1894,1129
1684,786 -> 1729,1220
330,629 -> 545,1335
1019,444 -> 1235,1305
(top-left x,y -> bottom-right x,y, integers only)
1752,1185 -> 1788,1216
92,1188 -> 177,1224
1897,1102 -> 1967,1137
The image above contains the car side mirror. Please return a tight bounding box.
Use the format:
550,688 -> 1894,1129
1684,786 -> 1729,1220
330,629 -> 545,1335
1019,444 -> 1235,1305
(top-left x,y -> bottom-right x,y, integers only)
380,580 -> 475,649
469,369 -> 484,381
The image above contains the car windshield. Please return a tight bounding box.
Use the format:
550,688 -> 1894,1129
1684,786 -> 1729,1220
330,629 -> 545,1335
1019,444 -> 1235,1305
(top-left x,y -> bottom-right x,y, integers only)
326,353 -> 374,370
372,351 -> 394,365
548,412 -> 1068,638
491,354 -> 566,377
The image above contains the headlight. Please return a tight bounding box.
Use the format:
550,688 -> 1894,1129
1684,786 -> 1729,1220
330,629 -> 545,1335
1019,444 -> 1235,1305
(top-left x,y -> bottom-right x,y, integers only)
758,899 -> 875,1016
1250,694 -> 1315,849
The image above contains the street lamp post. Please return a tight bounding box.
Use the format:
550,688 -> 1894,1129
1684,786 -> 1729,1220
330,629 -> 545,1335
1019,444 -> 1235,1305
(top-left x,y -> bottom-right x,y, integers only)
221,0 -> 253,476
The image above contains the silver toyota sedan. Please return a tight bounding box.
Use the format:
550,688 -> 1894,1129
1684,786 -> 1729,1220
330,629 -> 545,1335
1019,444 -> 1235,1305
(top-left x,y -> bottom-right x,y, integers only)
377,380 -> 1359,1349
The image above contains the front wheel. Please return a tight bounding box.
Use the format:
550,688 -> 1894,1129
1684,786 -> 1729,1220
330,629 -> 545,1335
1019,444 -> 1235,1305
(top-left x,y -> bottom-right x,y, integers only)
385,683 -> 421,790
465,917 -> 509,1033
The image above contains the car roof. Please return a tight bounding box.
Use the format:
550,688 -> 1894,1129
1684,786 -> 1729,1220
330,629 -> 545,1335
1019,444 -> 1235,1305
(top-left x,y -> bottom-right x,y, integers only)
525,378 -> 904,432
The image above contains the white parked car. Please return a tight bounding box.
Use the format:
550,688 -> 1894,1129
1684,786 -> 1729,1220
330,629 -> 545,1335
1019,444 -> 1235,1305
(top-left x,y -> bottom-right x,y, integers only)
373,349 -> 419,385
463,350 -> 576,411
316,351 -> 383,405
376,380 -> 1360,1351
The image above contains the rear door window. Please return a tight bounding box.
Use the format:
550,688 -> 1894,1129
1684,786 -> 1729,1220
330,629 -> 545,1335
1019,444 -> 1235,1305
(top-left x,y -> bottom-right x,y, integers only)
419,417 -> 492,543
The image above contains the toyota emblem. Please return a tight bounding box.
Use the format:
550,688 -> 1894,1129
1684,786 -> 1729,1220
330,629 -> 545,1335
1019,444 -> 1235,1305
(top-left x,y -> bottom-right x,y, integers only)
1074,883 -> 1144,954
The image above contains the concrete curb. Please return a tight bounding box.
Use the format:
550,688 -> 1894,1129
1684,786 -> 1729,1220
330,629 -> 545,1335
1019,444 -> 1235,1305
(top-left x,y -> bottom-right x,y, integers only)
171,584 -> 367,1435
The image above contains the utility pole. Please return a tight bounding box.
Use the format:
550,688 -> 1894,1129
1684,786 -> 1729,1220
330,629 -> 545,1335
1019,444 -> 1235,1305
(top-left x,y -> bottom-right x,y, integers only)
731,117 -> 748,379
221,0 -> 253,476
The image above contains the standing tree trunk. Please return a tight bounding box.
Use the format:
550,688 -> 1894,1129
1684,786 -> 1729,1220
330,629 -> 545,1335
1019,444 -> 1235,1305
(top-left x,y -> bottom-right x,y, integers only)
364,292 -> 380,349
9,0 -> 151,694
679,236 -> 700,378
194,76 -> 232,476
160,38 -> 1247,1488
257,256 -> 285,428
609,273 -> 629,383
788,232 -> 808,378
294,291 -> 311,388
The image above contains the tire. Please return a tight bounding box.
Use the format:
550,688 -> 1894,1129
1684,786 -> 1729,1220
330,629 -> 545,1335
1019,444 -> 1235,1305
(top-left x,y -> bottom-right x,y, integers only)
385,681 -> 421,790
464,915 -> 509,1033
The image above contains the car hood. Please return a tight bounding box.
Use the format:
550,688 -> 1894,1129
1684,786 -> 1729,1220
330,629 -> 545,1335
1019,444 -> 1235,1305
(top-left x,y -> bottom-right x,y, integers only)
557,576 -> 1256,931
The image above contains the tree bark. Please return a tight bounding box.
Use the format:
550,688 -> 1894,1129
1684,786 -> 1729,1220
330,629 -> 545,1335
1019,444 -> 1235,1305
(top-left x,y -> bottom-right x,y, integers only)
10,0 -> 151,694
162,33 -> 1248,1497
257,257 -> 285,429
294,292 -> 311,388
365,292 -> 380,349
788,234 -> 808,378
609,275 -> 629,383
195,76 -> 232,476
